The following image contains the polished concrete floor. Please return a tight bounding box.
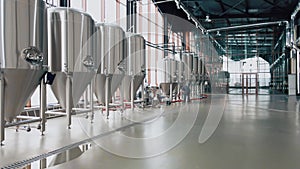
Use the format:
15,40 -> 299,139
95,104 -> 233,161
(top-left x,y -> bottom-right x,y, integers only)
1,94 -> 300,168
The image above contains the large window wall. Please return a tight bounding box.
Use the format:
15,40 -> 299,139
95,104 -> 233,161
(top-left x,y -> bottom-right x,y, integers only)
71,0 -> 174,86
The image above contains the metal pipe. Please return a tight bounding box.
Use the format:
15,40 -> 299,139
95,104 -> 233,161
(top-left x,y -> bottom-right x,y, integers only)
169,83 -> 173,101
290,2 -> 300,47
141,81 -> 144,107
120,81 -> 124,112
131,76 -> 134,110
207,21 -> 288,33
0,71 -> 4,146
291,2 -> 300,20
105,76 -> 111,119
84,89 -> 88,109
40,77 -> 46,135
66,74 -> 72,129
89,82 -> 94,122
270,53 -> 285,69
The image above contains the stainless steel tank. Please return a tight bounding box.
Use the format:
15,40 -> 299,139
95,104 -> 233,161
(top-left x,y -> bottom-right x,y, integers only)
193,55 -> 199,75
123,33 -> 145,101
182,53 -> 193,81
160,58 -> 178,95
178,61 -> 185,83
0,0 -> 47,122
48,7 -> 96,108
94,23 -> 126,104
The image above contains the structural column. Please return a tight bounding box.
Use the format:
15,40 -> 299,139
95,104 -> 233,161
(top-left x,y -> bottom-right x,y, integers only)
40,77 -> 46,135
0,71 -> 5,146
66,74 -> 72,129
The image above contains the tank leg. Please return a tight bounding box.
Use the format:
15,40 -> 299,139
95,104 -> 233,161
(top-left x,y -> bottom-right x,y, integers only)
90,82 -> 94,123
169,83 -> 173,101
141,81 -> 145,109
66,74 -> 72,129
120,80 -> 124,114
105,76 -> 111,119
131,76 -> 134,111
40,77 -> 46,136
0,72 -> 5,146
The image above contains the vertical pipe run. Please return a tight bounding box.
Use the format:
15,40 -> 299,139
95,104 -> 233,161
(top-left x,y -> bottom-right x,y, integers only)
131,76 -> 134,110
141,81 -> 144,105
40,77 -> 46,135
127,0 -> 137,33
169,83 -> 173,101
0,71 -> 4,146
163,15 -> 168,58
84,89 -> 88,109
66,74 -> 72,129
105,76 -> 110,119
120,81 -> 124,112
89,82 -> 94,122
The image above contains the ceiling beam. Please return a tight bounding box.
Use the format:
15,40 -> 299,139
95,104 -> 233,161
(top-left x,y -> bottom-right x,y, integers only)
263,0 -> 285,11
218,0 -> 248,16
244,0 -> 250,23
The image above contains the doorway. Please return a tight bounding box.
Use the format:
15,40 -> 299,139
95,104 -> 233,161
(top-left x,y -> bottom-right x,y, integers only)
241,73 -> 258,95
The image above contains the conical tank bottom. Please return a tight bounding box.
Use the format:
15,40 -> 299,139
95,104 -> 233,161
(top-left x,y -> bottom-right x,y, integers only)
123,75 -> 131,101
3,69 -> 45,122
94,74 -> 124,104
51,72 -> 95,109
123,75 -> 144,101
111,74 -> 124,98
160,83 -> 178,96
94,74 -> 106,104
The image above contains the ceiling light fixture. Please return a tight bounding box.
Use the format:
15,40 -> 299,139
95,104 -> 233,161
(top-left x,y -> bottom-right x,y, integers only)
205,15 -> 211,22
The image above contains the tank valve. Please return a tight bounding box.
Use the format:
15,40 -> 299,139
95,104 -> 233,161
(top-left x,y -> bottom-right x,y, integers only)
21,46 -> 43,65
82,55 -> 94,69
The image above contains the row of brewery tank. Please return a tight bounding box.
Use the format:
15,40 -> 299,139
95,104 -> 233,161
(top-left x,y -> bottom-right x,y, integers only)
0,0 -> 145,122
160,54 -> 205,96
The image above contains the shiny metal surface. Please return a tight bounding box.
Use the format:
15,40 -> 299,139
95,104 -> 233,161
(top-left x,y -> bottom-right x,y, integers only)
193,55 -> 199,75
121,33 -> 146,101
96,23 -> 125,75
163,58 -> 178,83
126,33 -> 146,76
178,61 -> 185,83
47,7 -> 96,108
198,59 -> 204,75
94,74 -> 124,104
182,53 -> 193,81
160,82 -> 178,96
94,23 -> 126,103
123,75 -> 145,101
0,0 -> 47,121
48,7 -> 96,73
51,72 -> 95,108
